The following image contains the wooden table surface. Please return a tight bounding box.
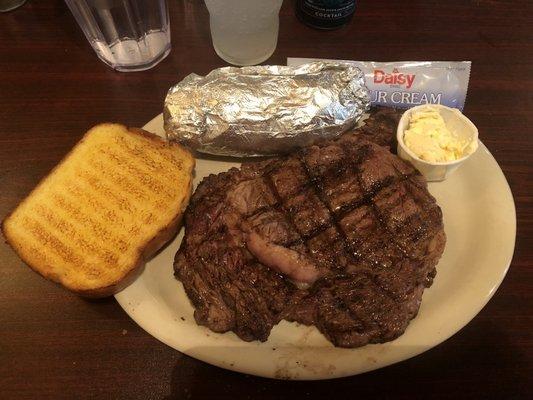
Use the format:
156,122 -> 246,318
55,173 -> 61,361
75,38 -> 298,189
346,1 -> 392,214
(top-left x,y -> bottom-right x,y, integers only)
1,1 -> 531,398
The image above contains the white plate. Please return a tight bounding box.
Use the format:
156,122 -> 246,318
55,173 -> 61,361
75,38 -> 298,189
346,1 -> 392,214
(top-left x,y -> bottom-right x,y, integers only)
115,114 -> 516,380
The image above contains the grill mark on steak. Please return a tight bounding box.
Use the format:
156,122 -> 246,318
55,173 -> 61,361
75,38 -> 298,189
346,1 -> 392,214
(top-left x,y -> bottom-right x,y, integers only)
296,153 -> 360,270
296,143 -> 412,317
262,172 -> 315,253
174,107 -> 446,347
235,171 -> 324,285
297,139 -> 418,274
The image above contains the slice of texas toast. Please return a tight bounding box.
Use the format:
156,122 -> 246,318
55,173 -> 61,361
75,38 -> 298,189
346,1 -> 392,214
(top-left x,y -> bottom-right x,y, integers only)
2,123 -> 195,297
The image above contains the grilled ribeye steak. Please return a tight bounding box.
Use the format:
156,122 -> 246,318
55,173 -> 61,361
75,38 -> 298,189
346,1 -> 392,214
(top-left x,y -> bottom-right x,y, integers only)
174,107 -> 446,347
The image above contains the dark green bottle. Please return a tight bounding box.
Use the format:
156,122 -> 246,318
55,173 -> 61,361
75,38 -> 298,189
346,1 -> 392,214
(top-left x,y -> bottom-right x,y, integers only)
296,0 -> 356,30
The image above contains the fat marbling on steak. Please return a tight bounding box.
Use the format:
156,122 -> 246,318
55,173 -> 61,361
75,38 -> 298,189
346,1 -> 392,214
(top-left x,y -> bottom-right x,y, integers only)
174,107 -> 446,347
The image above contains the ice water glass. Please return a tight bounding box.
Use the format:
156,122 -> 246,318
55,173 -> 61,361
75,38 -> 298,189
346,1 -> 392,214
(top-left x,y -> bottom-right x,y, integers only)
0,0 -> 26,12
64,0 -> 171,72
204,0 -> 283,66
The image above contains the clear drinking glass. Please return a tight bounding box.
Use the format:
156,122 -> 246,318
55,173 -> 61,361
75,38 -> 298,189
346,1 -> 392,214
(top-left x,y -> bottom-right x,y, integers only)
204,0 -> 283,66
64,0 -> 171,72
0,0 -> 26,12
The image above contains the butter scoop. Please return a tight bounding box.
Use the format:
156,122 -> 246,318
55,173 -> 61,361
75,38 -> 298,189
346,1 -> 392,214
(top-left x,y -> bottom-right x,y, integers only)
403,107 -> 474,163
397,105 -> 479,182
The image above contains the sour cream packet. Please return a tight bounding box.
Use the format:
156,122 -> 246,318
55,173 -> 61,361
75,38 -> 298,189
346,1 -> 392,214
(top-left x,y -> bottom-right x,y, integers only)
288,58 -> 471,110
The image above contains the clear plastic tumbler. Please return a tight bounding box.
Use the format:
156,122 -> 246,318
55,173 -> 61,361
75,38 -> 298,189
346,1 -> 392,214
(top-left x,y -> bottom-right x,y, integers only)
64,0 -> 171,72
204,0 -> 283,66
0,0 -> 26,12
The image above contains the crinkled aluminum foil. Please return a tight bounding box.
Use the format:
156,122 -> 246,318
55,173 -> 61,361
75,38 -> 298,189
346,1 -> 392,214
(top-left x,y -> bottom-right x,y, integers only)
164,61 -> 370,157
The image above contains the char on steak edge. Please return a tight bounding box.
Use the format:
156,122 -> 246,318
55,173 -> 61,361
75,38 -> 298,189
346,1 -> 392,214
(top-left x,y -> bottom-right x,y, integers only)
174,107 -> 446,348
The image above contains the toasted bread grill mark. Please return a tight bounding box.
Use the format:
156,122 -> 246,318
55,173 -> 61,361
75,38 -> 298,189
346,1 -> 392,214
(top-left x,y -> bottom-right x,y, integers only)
108,137 -> 184,182
81,183 -> 133,217
33,203 -> 120,267
73,169 -> 131,225
52,190 -> 130,253
2,123 -> 194,296
86,156 -> 151,206
86,151 -> 182,213
26,244 -> 54,272
63,177 -> 131,231
143,213 -> 156,225
96,146 -> 177,200
20,217 -> 84,269
74,168 -> 175,241
118,133 -> 187,172
68,170 -> 162,250
96,146 -> 177,193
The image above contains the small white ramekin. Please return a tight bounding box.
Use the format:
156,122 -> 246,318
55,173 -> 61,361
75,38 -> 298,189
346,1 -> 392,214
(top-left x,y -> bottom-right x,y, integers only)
396,104 -> 479,182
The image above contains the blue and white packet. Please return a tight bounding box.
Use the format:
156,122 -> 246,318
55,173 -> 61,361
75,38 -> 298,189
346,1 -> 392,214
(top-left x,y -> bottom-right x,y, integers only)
288,58 -> 471,110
